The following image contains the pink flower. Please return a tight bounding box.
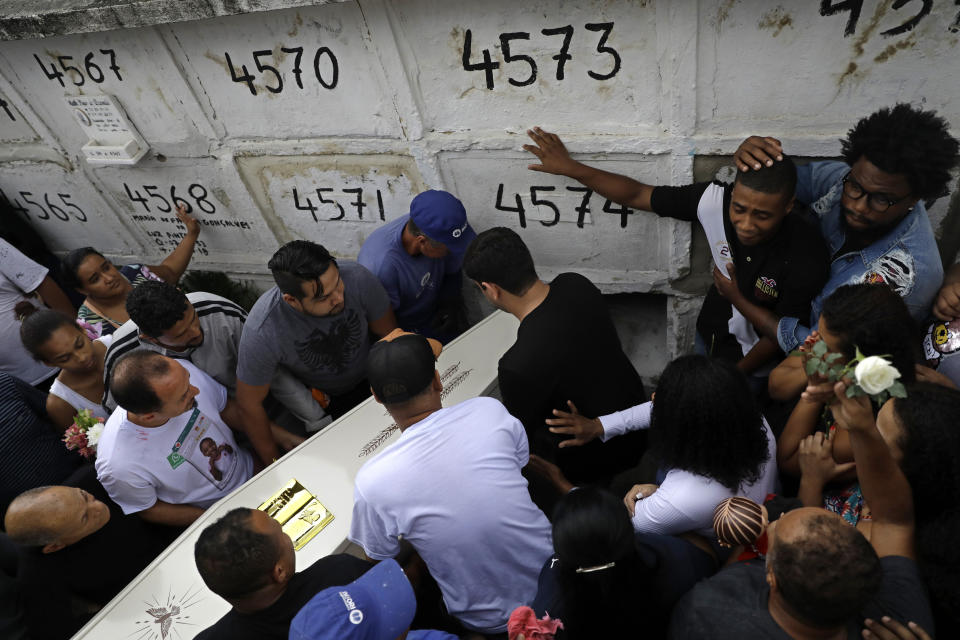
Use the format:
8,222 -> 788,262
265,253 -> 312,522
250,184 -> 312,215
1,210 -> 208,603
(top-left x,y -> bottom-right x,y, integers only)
63,410 -> 102,458
507,606 -> 563,640
63,425 -> 90,452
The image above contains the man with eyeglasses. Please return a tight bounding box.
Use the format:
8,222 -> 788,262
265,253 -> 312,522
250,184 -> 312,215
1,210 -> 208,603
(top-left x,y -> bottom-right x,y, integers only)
735,103 -> 959,353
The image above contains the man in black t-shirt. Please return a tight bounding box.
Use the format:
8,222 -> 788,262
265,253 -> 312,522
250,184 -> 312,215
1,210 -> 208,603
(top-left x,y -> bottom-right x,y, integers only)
463,228 -> 646,490
194,507 -> 371,640
523,128 -> 830,380
669,382 -> 934,639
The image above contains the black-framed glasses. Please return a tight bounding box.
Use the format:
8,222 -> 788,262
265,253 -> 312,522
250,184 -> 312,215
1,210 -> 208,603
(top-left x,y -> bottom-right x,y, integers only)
841,172 -> 910,213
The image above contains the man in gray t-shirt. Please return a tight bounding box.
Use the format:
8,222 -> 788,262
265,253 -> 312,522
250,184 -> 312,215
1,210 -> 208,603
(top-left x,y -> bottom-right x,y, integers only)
236,240 -> 396,464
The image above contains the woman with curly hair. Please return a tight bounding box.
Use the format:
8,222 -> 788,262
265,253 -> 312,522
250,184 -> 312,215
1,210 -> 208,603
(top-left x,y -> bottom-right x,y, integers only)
546,355 -> 776,537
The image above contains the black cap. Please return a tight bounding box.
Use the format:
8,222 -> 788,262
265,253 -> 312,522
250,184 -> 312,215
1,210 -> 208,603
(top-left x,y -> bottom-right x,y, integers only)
367,332 -> 439,404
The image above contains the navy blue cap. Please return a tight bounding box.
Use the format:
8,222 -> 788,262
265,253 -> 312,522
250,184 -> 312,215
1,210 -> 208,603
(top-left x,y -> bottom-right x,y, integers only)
409,190 -> 476,254
289,559 -> 415,640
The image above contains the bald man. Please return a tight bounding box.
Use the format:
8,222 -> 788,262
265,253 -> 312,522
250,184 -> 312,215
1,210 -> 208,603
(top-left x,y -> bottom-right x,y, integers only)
5,473 -> 177,639
6,485 -> 108,545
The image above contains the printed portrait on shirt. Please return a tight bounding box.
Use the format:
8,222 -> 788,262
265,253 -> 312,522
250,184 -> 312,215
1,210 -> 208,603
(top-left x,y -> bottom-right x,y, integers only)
172,411 -> 239,490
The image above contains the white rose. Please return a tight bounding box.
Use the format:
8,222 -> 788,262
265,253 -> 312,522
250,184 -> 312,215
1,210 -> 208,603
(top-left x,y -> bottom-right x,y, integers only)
855,356 -> 901,395
85,423 -> 105,447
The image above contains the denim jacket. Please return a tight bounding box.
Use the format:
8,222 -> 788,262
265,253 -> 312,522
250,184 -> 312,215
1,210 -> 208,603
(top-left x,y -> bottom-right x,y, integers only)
777,161 -> 943,352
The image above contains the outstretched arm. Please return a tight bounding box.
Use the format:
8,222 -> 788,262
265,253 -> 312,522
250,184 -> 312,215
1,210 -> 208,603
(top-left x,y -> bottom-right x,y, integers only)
546,400 -> 652,446
148,205 -> 200,285
832,382 -> 915,559
524,127 -> 655,211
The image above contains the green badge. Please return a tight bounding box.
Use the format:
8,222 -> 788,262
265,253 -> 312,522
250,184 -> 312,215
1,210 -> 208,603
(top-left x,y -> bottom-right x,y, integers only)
167,408 -> 201,470
167,451 -> 186,469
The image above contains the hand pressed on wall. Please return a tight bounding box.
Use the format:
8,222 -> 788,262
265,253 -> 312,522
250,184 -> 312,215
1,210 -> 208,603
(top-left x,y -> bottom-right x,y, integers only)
523,127 -> 581,176
175,203 -> 201,238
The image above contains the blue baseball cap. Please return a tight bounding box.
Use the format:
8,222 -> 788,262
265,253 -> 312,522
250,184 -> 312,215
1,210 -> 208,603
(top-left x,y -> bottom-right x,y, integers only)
289,559 -> 415,640
408,190 -> 476,254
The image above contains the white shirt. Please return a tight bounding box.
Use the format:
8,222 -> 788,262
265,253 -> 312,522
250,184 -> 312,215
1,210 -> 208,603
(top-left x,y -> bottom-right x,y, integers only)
349,397 -> 553,633
95,360 -> 253,514
48,335 -> 112,421
601,401 -> 778,537
0,239 -> 57,384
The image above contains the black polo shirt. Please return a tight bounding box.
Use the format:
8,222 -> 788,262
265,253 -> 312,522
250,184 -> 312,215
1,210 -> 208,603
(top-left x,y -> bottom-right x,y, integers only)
651,181 -> 830,363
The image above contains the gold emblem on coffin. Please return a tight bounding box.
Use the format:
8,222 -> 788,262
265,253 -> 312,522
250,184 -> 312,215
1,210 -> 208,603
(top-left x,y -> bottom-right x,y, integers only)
258,478 -> 334,550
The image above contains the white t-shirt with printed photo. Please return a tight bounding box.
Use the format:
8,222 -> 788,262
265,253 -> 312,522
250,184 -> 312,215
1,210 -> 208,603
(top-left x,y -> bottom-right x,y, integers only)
95,360 -> 254,513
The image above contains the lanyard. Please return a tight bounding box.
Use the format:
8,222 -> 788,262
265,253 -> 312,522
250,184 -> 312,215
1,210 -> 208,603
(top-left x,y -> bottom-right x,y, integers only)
166,408 -> 201,469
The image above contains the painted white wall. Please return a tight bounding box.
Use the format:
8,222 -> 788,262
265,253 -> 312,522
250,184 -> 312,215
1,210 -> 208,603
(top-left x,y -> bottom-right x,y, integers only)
0,0 -> 957,363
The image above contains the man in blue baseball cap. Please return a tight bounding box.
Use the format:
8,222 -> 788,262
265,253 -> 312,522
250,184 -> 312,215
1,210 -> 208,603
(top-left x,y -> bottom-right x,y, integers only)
358,190 -> 476,342
289,559 -> 458,640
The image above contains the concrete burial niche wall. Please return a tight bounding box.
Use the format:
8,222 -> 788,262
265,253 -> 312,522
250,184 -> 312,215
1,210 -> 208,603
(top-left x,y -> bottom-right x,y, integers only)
0,0 -> 958,377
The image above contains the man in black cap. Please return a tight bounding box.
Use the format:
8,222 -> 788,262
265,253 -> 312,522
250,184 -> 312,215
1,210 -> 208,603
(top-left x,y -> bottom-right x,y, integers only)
348,331 -> 552,635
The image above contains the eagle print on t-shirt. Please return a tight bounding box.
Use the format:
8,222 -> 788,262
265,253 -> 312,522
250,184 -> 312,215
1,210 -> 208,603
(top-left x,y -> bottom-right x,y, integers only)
295,308 -> 364,373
